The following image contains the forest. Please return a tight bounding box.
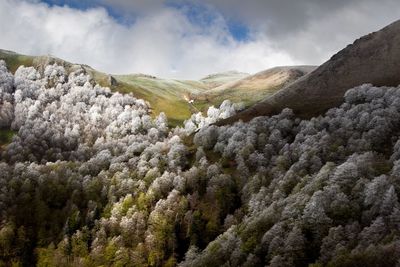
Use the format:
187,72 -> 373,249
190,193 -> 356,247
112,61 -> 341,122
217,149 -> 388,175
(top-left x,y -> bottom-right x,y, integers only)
1,61 -> 400,266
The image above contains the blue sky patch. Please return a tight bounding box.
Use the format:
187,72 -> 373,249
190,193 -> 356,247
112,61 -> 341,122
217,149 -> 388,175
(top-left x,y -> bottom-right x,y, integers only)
40,0 -> 133,25
41,0 -> 97,10
227,20 -> 250,42
40,0 -> 250,41
167,1 -> 250,41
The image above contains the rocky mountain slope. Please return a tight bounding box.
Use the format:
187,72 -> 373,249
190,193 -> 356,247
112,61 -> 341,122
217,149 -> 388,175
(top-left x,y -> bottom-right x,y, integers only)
218,19 -> 400,125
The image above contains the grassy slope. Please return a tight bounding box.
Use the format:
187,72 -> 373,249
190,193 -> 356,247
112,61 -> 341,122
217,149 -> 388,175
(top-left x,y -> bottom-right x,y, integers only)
193,66 -> 316,111
0,50 -> 35,73
200,71 -> 250,88
0,49 -> 315,126
114,75 -> 209,126
0,50 -> 208,126
0,49 -> 250,126
0,129 -> 15,147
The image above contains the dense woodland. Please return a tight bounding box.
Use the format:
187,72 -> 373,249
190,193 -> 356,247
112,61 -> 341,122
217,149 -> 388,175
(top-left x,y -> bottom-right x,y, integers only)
1,61 -> 400,266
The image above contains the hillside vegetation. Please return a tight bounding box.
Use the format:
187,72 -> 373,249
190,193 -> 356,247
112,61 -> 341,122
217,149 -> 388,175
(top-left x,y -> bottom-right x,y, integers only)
0,129 -> 14,146
0,49 -> 313,126
1,61 -> 400,266
2,19 -> 400,267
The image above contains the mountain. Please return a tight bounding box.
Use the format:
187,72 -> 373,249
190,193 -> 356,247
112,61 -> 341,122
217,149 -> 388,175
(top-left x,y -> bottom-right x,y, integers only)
199,70 -> 250,88
0,49 -> 313,126
194,66 -> 316,108
218,19 -> 400,125
0,49 -> 208,125
4,49 -> 400,266
4,18 -> 400,267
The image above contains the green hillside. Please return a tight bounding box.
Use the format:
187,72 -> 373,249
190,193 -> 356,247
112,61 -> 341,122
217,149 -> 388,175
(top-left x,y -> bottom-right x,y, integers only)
0,49 -> 315,126
114,74 -> 209,126
0,50 -> 35,73
0,128 -> 15,147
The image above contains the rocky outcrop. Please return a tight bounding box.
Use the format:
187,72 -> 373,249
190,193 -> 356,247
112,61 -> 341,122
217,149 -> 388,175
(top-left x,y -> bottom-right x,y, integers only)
217,19 -> 400,125
108,75 -> 118,86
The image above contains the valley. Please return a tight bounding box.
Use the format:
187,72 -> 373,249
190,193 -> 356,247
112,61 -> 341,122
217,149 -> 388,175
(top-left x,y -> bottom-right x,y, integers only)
0,49 -> 315,126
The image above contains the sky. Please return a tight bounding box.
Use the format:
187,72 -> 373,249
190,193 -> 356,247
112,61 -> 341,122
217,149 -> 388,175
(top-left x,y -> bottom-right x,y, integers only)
1,0 -> 400,79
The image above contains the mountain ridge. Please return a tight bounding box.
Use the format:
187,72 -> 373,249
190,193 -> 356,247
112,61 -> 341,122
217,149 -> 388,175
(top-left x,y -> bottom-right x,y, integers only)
0,49 -> 315,125
217,19 -> 400,125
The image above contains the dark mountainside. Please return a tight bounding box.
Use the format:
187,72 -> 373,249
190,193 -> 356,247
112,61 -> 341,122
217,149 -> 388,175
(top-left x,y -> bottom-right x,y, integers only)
218,19 -> 400,125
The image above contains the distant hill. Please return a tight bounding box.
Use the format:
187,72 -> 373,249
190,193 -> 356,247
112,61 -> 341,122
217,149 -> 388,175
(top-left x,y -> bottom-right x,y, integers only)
0,49 -> 203,125
114,74 -> 209,126
195,66 -> 316,108
200,70 -> 250,88
218,19 -> 400,125
0,49 -> 313,125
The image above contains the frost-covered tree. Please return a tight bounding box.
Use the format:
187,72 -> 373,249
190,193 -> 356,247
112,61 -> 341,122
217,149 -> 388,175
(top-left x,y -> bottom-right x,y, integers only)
0,60 -> 14,127
2,61 -> 400,266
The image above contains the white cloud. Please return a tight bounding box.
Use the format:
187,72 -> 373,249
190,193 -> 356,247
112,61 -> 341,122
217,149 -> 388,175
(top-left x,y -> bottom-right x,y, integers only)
0,0 -> 297,79
201,0 -> 400,64
2,0 -> 399,79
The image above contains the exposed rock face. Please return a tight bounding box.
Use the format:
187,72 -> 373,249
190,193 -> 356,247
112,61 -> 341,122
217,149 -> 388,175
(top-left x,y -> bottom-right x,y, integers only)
108,75 -> 118,86
217,19 -> 400,125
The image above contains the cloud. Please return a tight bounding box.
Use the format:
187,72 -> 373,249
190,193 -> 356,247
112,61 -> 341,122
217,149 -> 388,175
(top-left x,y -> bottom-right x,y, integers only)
199,0 -> 400,63
98,0 -> 165,15
1,0 -> 400,79
0,0 -> 297,79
